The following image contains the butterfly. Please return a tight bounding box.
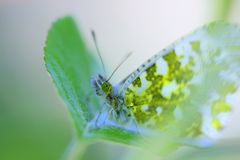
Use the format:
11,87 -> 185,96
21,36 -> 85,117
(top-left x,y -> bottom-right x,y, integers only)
91,21 -> 240,141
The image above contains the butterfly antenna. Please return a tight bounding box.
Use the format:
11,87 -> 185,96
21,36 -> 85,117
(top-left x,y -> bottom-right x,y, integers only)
107,51 -> 132,81
91,30 -> 107,77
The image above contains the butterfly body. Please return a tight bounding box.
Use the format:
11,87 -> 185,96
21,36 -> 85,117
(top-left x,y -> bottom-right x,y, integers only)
92,22 -> 240,140
92,75 -> 131,121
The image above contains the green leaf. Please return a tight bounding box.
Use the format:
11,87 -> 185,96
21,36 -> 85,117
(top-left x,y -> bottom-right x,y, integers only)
211,0 -> 234,20
86,126 -> 140,146
44,16 -> 98,136
44,16 -> 138,144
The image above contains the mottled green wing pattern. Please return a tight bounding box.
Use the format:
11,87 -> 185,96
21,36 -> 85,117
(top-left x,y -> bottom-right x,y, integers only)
123,22 -> 240,138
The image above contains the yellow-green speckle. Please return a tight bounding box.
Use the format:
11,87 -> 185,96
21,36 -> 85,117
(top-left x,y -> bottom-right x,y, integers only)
191,41 -> 201,53
132,77 -> 142,88
212,119 -> 223,130
124,49 -> 196,132
212,100 -> 231,116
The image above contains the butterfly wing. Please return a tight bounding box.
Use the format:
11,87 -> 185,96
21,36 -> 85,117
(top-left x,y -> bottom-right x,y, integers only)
120,22 -> 240,139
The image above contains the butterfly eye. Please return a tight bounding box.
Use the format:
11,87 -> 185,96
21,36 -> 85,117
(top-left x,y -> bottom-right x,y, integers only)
102,82 -> 112,95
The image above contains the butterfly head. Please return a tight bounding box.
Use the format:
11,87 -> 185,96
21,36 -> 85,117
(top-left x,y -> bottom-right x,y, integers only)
92,74 -> 113,96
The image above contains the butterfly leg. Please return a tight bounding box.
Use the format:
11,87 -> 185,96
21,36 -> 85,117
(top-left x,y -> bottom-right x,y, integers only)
95,102 -> 109,128
104,108 -> 115,125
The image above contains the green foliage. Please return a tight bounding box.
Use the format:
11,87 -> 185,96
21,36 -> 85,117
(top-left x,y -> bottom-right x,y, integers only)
44,17 -> 139,144
211,0 -> 234,20
44,17 -> 95,136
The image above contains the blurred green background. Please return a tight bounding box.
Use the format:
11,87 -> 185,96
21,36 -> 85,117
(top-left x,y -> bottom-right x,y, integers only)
1,0 -> 240,160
